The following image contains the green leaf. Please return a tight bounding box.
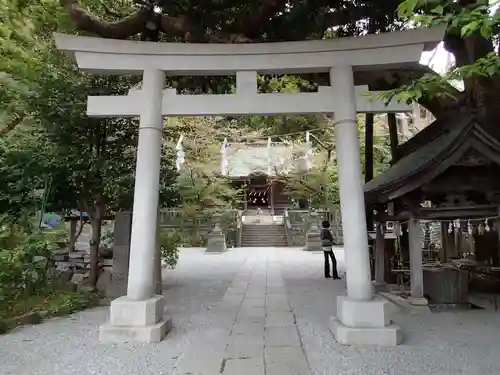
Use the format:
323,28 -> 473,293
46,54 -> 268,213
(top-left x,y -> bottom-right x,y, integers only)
397,0 -> 419,18
431,5 -> 444,15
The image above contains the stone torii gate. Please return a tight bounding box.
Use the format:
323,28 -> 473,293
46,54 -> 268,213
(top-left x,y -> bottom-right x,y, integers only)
54,27 -> 443,346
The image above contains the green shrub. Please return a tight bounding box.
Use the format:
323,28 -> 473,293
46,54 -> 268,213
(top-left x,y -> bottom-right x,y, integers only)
43,226 -> 68,247
159,230 -> 181,269
0,227 -> 54,308
0,318 -> 9,334
45,292 -> 97,316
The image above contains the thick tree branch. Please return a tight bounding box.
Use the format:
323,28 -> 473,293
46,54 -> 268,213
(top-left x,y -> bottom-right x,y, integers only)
60,0 -> 149,39
60,0 -> 251,42
239,0 -> 289,38
0,114 -> 24,137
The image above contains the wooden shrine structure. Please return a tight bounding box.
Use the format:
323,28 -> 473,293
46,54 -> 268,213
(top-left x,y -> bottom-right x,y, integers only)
223,141 -> 308,214
364,114 -> 500,306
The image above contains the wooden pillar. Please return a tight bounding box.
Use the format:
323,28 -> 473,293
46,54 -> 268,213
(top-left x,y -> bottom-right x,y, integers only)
373,222 -> 387,292
408,218 -> 426,305
364,113 -> 374,230
496,207 -> 500,264
244,182 -> 248,212
439,222 -> 449,261
270,180 -> 275,214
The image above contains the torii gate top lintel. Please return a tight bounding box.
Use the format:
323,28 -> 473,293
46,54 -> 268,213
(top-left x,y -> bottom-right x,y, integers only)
53,27 -> 444,75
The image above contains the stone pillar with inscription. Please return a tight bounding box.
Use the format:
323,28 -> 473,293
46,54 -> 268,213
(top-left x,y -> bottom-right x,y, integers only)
107,211 -> 132,298
305,212 -> 322,252
206,217 -> 227,253
373,223 -> 387,292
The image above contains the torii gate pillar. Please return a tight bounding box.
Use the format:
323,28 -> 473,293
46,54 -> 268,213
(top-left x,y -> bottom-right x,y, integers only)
99,69 -> 173,343
329,66 -> 402,345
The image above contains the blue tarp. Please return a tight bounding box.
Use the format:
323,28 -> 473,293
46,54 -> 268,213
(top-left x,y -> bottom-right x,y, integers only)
41,212 -> 62,227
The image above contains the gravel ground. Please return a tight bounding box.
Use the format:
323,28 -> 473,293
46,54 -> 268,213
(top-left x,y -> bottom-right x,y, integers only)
2,247 -> 500,375
280,248 -> 500,375
0,248 -> 249,375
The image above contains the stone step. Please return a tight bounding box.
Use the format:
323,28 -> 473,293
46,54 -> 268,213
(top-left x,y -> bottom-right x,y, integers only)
242,240 -> 287,244
241,223 -> 287,247
241,235 -> 286,238
241,234 -> 286,240
241,240 -> 287,243
242,231 -> 284,234
241,244 -> 288,247
243,226 -> 285,230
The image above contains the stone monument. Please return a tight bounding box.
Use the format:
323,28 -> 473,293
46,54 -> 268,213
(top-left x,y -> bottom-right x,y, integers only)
106,211 -> 132,298
206,218 -> 227,253
305,212 -> 322,252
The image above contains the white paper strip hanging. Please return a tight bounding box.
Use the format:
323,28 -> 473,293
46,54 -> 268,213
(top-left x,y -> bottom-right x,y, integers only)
267,137 -> 272,175
220,138 -> 228,176
305,131 -> 313,170
175,135 -> 185,171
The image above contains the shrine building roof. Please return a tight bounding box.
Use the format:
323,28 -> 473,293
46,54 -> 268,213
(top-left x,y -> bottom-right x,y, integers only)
226,143 -> 306,178
364,115 -> 500,204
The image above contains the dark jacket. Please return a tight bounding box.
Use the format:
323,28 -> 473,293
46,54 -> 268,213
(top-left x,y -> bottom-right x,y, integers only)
320,228 -> 333,248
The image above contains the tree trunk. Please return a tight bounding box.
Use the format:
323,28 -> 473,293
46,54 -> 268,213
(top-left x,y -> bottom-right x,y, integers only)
87,199 -> 104,289
387,113 -> 399,162
443,22 -> 500,137
89,217 -> 101,289
68,214 -> 85,252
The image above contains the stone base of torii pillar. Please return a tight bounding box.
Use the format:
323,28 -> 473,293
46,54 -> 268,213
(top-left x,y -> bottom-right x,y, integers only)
99,295 -> 172,343
329,296 -> 402,346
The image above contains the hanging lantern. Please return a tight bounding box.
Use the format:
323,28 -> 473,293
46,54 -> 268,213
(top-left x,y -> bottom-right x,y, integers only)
467,220 -> 473,235
448,221 -> 453,234
485,219 -> 491,232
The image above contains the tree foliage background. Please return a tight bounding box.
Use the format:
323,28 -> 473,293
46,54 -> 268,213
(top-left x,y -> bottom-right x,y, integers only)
3,0 -> 498,282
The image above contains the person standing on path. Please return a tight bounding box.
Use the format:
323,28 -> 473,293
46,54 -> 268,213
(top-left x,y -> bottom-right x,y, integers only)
320,220 -> 340,279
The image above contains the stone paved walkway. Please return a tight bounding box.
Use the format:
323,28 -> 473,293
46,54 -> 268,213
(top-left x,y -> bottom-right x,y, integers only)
176,249 -> 310,375
1,247 -> 500,375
